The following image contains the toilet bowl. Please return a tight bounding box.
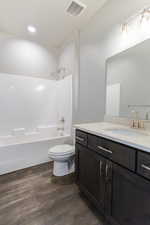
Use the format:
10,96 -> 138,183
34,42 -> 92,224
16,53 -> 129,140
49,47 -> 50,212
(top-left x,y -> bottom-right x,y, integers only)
48,144 -> 75,176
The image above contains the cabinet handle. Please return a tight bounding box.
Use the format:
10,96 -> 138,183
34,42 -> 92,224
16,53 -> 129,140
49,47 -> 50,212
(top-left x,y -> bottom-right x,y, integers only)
76,136 -> 85,142
100,161 -> 103,176
97,146 -> 112,154
141,164 -> 150,171
106,164 -> 109,177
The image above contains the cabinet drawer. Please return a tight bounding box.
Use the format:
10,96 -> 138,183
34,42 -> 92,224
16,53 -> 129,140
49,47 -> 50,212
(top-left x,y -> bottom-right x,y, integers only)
110,141 -> 136,171
137,152 -> 150,180
76,130 -> 87,146
88,134 -> 136,171
88,134 -> 113,159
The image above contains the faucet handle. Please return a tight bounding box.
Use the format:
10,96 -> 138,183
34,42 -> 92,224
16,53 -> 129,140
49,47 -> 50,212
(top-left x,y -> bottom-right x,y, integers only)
130,120 -> 135,128
138,120 -> 145,129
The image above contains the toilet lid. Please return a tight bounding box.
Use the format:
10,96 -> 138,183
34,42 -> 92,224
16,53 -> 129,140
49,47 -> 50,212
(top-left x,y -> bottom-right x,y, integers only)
48,144 -> 75,156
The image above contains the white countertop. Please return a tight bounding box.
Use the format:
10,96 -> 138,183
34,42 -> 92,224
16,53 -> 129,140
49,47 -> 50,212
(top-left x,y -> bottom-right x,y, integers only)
75,122 -> 150,153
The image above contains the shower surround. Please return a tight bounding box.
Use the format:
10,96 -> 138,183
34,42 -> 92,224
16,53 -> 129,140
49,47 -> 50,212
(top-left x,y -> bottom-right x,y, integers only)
0,73 -> 72,175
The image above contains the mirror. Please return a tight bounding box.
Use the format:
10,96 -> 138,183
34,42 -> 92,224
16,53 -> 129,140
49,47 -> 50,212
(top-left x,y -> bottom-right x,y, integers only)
106,39 -> 150,119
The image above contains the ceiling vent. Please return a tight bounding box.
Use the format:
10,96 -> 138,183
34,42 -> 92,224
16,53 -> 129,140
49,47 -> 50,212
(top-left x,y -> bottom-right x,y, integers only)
67,1 -> 86,16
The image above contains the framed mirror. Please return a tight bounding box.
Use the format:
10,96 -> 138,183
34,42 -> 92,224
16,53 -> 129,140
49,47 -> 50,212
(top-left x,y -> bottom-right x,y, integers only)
106,38 -> 150,119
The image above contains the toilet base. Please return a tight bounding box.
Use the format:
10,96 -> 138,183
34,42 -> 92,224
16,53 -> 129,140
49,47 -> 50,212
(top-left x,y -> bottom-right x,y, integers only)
51,173 -> 75,185
53,160 -> 75,176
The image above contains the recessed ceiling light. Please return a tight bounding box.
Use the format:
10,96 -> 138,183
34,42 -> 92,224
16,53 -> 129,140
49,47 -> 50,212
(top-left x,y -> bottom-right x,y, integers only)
27,25 -> 37,33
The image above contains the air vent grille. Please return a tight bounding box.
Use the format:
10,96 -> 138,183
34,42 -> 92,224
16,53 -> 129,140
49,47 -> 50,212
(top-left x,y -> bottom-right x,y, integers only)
67,1 -> 86,16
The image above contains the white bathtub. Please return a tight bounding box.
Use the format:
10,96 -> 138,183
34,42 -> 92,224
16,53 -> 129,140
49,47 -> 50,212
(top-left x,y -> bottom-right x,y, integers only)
0,126 -> 71,175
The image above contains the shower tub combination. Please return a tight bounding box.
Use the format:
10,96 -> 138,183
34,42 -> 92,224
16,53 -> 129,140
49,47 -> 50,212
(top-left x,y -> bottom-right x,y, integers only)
0,125 -> 71,175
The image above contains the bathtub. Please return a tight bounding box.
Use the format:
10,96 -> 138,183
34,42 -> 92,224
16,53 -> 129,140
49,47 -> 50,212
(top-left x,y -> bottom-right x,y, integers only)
0,126 -> 71,175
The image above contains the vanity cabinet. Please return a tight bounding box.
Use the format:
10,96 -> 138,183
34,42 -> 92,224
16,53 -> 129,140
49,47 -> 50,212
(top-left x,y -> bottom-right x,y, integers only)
75,129 -> 150,225
75,143 -> 107,212
88,134 -> 136,171
110,164 -> 150,225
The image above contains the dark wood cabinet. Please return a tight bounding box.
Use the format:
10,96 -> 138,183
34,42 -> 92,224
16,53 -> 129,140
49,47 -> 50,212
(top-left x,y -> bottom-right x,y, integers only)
137,151 -> 150,180
76,143 -> 106,212
105,160 -> 113,216
76,130 -> 88,146
75,129 -> 150,225
88,133 -> 136,171
110,164 -> 150,225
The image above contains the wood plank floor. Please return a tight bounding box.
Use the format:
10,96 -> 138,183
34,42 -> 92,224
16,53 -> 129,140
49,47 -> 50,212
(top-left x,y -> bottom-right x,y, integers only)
0,163 -> 105,225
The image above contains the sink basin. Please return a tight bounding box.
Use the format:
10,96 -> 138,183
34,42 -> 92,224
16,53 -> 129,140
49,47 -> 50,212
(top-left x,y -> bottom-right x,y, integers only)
104,128 -> 149,137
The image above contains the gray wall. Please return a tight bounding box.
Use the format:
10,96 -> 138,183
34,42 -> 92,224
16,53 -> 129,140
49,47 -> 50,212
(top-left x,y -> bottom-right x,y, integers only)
76,0 -> 150,123
0,32 -> 57,79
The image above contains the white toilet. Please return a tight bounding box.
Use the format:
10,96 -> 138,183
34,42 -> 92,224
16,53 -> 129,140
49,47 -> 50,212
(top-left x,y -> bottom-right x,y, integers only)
48,144 -> 75,176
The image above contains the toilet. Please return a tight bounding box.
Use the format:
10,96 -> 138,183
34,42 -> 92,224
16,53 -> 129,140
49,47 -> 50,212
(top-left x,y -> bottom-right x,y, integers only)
48,144 -> 75,176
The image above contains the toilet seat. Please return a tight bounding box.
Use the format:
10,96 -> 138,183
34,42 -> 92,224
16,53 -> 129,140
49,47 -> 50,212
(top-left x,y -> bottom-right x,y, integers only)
48,144 -> 75,156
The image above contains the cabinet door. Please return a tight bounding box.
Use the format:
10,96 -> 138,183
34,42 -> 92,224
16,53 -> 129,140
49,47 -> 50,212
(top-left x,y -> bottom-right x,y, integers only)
110,164 -> 150,225
76,143 -> 106,211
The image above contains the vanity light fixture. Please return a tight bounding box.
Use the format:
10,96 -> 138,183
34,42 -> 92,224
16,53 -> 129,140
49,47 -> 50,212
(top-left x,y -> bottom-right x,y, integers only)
121,6 -> 150,34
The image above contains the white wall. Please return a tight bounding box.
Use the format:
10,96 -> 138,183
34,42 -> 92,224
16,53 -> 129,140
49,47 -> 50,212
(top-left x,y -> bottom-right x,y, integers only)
58,34 -> 79,124
0,32 -> 57,79
0,32 -> 73,135
0,73 -> 72,136
77,0 -> 150,123
0,72 -> 72,174
56,75 -> 72,134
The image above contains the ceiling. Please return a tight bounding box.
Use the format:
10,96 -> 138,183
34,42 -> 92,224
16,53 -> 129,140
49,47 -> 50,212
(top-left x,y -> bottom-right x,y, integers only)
0,0 -> 108,49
